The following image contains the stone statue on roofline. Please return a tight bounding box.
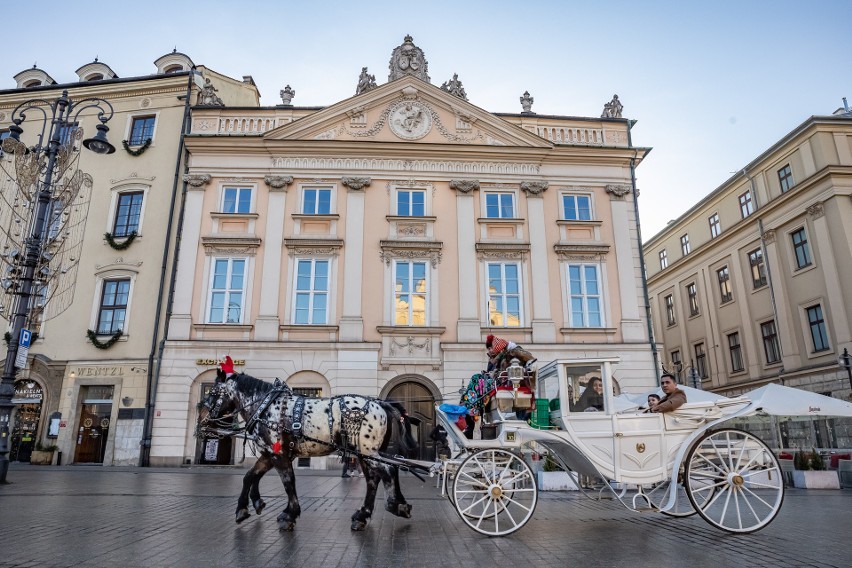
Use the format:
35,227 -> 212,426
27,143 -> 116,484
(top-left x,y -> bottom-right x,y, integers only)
388,35 -> 430,83
520,91 -> 534,114
280,85 -> 295,105
601,94 -> 624,118
356,67 -> 377,95
440,73 -> 468,101
197,78 -> 224,107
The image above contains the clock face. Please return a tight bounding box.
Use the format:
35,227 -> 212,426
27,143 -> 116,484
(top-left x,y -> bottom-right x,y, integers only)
388,101 -> 432,140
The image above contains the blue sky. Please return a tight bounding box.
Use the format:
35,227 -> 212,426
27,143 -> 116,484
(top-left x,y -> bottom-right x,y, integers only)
2,0 -> 848,237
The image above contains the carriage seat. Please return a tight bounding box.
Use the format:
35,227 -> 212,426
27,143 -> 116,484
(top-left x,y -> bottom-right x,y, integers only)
663,401 -> 724,431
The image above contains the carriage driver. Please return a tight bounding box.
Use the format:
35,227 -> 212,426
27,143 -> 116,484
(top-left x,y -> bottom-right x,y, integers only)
651,373 -> 687,413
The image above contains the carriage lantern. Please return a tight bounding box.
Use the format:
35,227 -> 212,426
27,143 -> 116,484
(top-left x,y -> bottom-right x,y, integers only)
507,358 -> 524,390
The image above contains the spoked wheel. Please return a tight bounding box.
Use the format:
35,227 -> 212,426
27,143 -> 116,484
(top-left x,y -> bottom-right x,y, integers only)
684,428 -> 784,533
452,449 -> 538,536
646,466 -> 718,517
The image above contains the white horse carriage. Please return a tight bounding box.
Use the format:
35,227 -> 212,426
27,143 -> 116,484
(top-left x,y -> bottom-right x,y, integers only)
434,357 -> 852,537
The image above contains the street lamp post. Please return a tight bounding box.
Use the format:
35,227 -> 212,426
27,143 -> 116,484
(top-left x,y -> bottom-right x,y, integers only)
839,348 -> 852,394
0,90 -> 114,483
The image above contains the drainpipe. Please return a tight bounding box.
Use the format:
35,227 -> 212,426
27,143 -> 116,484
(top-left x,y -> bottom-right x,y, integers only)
742,167 -> 784,383
627,120 -> 660,380
139,68 -> 196,467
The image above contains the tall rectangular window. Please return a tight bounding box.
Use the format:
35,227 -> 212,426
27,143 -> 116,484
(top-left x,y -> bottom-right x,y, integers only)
567,264 -> 602,327
97,279 -> 130,334
659,250 -> 668,270
293,259 -> 328,324
728,332 -> 744,372
806,304 -> 829,352
680,234 -> 690,256
394,261 -> 427,325
778,164 -> 794,193
113,192 -> 144,237
58,122 -> 79,146
761,320 -> 781,364
128,116 -> 155,146
396,190 -> 425,216
488,263 -> 521,327
748,248 -> 767,288
562,194 -> 591,221
222,187 -> 252,214
44,198 -> 64,240
791,228 -> 811,269
665,294 -> 676,326
671,350 -> 682,380
0,130 -> 10,157
302,188 -> 332,214
694,342 -> 707,378
207,258 -> 246,324
485,193 -> 514,218
717,266 -> 732,303
709,213 -> 721,238
687,283 -> 699,316
739,191 -> 754,218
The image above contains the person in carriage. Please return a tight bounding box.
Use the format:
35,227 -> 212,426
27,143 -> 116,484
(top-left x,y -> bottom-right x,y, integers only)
650,373 -> 686,413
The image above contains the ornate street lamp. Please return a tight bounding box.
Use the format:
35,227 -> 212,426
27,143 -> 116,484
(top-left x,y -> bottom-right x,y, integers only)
0,90 -> 114,483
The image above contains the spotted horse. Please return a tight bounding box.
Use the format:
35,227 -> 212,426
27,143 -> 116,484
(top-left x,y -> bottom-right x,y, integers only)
197,367 -> 418,531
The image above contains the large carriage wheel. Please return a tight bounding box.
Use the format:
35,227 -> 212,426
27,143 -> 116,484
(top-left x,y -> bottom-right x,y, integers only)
646,466 -> 717,517
452,449 -> 538,536
684,428 -> 784,533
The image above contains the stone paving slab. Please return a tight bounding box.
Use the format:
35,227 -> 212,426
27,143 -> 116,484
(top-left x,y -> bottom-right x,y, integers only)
0,464 -> 849,568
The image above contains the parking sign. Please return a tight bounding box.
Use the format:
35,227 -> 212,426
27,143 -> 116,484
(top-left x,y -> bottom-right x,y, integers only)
14,329 -> 31,369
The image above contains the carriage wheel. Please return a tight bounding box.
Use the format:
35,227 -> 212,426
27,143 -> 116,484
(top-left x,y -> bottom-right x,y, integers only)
646,466 -> 717,517
452,449 -> 537,536
684,428 -> 784,533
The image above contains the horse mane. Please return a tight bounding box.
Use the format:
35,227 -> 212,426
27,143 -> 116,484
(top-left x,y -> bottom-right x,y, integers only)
232,372 -> 275,399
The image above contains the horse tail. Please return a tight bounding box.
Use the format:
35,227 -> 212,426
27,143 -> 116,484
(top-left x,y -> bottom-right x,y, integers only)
378,400 -> 419,459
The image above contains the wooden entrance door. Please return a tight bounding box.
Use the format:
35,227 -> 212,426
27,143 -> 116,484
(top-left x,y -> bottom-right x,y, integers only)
386,381 -> 436,461
74,403 -> 112,463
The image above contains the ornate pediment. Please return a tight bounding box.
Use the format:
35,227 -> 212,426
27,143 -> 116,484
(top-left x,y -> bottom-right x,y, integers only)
262,78 -> 550,149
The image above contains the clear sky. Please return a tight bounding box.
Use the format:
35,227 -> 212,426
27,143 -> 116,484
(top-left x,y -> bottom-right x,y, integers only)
2,0 -> 848,238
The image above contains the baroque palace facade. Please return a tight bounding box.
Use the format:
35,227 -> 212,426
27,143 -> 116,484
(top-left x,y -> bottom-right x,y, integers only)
150,36 -> 656,467
643,107 -> 852,449
0,52 -> 258,466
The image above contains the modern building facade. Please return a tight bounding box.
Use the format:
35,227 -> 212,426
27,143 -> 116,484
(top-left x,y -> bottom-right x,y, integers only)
644,107 -> 852,449
0,53 -> 258,466
150,37 -> 657,467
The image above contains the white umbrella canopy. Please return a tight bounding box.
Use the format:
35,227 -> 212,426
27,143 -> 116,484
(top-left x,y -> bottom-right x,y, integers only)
738,383 -> 852,418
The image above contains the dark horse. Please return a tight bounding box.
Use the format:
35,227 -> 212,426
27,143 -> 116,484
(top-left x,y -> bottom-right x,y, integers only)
197,370 -> 418,531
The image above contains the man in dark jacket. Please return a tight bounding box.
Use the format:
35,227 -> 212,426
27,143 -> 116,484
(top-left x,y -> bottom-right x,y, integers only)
651,373 -> 687,413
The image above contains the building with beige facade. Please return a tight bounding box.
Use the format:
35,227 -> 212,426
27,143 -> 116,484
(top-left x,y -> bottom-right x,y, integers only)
644,106 -> 852,449
0,52 -> 258,466
151,36 -> 657,467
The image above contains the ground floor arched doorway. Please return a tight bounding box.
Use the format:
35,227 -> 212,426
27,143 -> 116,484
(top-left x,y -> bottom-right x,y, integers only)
385,379 -> 438,461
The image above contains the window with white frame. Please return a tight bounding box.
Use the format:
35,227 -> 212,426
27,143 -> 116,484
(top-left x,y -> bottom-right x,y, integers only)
806,304 -> 829,352
487,262 -> 521,327
394,261 -> 427,325
727,332 -> 744,372
761,320 -> 781,364
567,264 -> 602,327
778,164 -> 794,193
717,266 -> 732,303
659,249 -> 668,270
113,192 -> 144,237
709,213 -> 721,238
665,294 -> 676,326
222,187 -> 252,214
791,227 -> 811,269
680,234 -> 690,256
748,248 -> 767,288
396,189 -> 425,216
687,282 -> 699,316
97,279 -> 130,334
562,194 -> 591,221
128,116 -> 155,146
739,191 -> 754,218
207,258 -> 246,324
293,259 -> 329,324
302,188 -> 331,214
485,192 -> 515,218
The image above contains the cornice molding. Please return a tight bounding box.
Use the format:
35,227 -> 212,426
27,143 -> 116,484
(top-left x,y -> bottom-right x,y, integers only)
379,239 -> 443,267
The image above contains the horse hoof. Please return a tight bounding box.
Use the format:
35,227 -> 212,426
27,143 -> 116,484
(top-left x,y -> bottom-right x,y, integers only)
235,508 -> 251,524
385,502 -> 412,518
253,499 -> 266,515
351,520 -> 368,531
278,521 -> 296,532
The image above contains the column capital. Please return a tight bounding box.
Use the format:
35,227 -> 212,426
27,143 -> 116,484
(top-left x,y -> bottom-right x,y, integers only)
807,202 -> 825,219
264,175 -> 293,191
341,176 -> 372,191
605,184 -> 631,200
182,174 -> 211,189
449,179 -> 480,194
521,180 -> 549,196
762,229 -> 776,244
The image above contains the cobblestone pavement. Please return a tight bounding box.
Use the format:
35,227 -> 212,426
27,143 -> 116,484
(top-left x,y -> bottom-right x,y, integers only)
0,463 -> 849,568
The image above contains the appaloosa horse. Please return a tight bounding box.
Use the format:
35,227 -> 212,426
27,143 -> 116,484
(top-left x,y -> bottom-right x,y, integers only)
197,370 -> 418,531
